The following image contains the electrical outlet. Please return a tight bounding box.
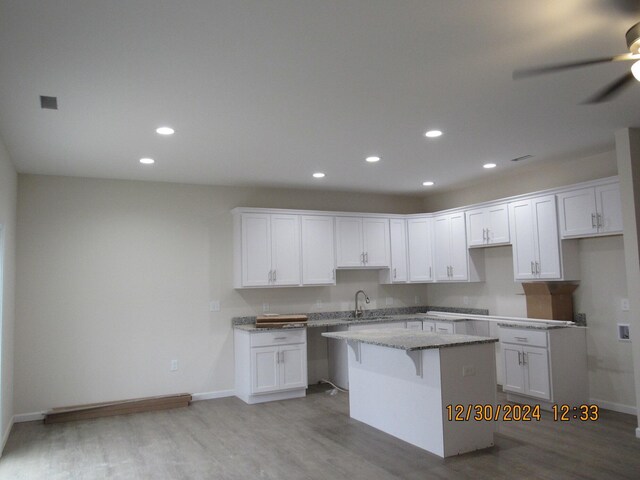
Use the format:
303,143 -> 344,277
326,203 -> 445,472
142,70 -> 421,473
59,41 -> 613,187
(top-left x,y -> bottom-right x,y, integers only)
170,359 -> 178,371
209,300 -> 220,312
617,324 -> 630,341
262,303 -> 269,313
386,297 -> 393,306
621,298 -> 630,312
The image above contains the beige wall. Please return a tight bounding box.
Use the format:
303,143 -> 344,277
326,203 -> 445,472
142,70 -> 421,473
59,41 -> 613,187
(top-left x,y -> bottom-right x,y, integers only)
0,138 -> 17,448
423,148 -> 636,411
15,175 -> 426,414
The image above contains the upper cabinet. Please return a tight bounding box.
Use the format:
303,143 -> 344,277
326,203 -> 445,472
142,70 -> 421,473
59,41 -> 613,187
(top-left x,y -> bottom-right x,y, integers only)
466,203 -> 510,247
301,215 -> 335,285
380,219 -> 408,283
509,195 -> 578,281
235,213 -> 301,288
407,217 -> 434,282
433,212 -> 484,282
335,217 -> 390,268
557,181 -> 623,239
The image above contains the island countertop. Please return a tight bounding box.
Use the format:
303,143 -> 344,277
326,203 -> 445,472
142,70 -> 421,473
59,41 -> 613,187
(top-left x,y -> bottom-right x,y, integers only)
321,328 -> 498,351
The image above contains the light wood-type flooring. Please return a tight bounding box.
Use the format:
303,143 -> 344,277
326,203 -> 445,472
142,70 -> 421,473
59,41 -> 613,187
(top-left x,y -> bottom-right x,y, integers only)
1,386 -> 639,479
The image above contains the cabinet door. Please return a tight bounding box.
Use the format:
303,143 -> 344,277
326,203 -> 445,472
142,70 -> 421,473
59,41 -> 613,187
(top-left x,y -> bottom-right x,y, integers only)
532,195 -> 561,279
487,204 -> 510,245
301,215 -> 335,285
250,346 -> 279,394
335,217 -> 364,267
279,344 -> 307,390
509,200 -> 536,280
422,321 -> 435,332
362,217 -> 390,267
557,187 -> 597,238
407,217 -> 433,282
241,214 -> 272,287
466,208 -> 487,247
502,346 -> 526,394
270,214 -> 301,286
596,183 -> 623,234
523,346 -> 551,400
448,213 -> 468,281
433,215 -> 452,280
389,219 -> 408,282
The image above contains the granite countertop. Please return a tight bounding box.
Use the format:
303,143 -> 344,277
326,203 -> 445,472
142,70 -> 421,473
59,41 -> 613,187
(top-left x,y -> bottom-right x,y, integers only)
233,313 -> 470,331
496,322 -> 573,330
321,329 -> 498,351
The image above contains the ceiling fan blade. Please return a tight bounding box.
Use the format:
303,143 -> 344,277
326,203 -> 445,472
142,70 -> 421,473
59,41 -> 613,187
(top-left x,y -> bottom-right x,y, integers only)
513,53 -> 637,79
582,71 -> 636,104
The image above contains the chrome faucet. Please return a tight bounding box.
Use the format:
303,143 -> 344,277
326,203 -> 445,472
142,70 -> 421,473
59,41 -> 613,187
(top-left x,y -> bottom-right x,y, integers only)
354,290 -> 370,318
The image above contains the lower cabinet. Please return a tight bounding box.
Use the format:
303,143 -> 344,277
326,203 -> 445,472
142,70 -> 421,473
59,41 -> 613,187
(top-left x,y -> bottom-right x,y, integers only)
235,328 -> 307,404
499,326 -> 587,408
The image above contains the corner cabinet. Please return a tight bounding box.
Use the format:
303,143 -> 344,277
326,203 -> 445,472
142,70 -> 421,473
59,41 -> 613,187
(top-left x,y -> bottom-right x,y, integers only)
235,328 -> 307,404
466,203 -> 510,247
335,216 -> 390,268
301,215 -> 336,285
234,213 -> 301,287
557,181 -> 623,239
379,218 -> 408,283
433,212 -> 484,282
508,195 -> 578,281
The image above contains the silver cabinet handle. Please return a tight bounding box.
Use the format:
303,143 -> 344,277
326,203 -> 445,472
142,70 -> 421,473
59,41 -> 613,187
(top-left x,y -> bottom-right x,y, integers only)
486,228 -> 490,243
360,252 -> 365,264
517,351 -> 522,365
280,351 -> 284,364
393,268 -> 397,279
482,228 -> 487,242
536,262 -> 540,275
273,269 -> 277,282
514,336 -> 528,342
268,270 -> 272,282
597,213 -> 603,229
274,337 -> 287,340
429,266 -> 432,278
332,268 -> 335,279
365,252 -> 369,264
530,261 -> 535,275
276,350 -> 280,364
522,352 -> 527,365
592,213 -> 596,228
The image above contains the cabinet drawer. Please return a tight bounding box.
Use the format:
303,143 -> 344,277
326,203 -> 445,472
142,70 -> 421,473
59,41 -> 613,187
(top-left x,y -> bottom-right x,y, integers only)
250,329 -> 306,347
499,328 -> 547,348
435,322 -> 454,334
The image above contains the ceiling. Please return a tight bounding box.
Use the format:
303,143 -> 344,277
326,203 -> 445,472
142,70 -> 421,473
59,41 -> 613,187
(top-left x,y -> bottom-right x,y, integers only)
0,1 -> 639,195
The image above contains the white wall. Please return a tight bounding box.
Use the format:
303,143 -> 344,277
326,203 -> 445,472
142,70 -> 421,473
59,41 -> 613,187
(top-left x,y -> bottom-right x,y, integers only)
0,137 -> 17,448
15,175 -> 426,414
423,149 -> 637,412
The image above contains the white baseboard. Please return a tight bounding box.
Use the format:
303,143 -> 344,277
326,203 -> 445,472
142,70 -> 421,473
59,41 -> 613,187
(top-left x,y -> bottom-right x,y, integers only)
191,389 -> 235,402
14,412 -> 45,423
1,416 -> 15,457
590,398 -> 637,416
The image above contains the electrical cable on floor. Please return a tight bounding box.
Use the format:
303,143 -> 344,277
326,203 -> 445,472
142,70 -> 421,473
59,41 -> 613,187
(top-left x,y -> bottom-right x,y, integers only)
319,379 -> 348,395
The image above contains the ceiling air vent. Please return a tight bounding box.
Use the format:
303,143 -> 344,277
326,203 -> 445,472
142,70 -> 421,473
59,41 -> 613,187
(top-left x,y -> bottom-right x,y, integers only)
511,154 -> 533,162
40,96 -> 58,110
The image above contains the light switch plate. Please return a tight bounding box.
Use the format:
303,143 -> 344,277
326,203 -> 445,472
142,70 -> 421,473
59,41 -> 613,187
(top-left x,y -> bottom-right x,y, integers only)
210,300 -> 220,312
621,298 -> 630,312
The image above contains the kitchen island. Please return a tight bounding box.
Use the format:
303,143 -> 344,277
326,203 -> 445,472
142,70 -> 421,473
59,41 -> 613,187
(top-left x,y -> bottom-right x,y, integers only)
322,328 -> 498,458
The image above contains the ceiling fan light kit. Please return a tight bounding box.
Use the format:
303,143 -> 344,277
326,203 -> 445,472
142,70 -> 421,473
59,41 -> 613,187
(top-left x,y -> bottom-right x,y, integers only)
625,22 -> 640,53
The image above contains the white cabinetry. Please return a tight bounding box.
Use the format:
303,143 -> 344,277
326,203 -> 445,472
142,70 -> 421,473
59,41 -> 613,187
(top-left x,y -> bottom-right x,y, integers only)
406,217 -> 434,282
557,182 -> 623,238
380,219 -> 408,283
499,326 -> 587,408
336,217 -> 390,268
433,212 -> 484,282
509,195 -> 578,281
235,328 -> 307,404
466,204 -> 510,247
234,213 -> 301,288
301,215 -> 335,285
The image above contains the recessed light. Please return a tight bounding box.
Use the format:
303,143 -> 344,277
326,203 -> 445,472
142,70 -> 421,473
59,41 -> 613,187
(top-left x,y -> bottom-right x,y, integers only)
483,163 -> 497,169
156,126 -> 175,135
425,130 -> 442,138
366,156 -> 381,163
140,158 -> 155,165
422,181 -> 435,186
313,172 -> 325,178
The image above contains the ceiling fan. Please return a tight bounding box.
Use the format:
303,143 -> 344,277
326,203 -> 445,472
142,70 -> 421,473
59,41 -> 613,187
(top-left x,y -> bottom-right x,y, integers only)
513,21 -> 640,103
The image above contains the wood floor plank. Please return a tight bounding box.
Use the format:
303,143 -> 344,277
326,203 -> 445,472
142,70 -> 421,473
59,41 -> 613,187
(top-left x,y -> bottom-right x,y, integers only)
1,386 -> 639,479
